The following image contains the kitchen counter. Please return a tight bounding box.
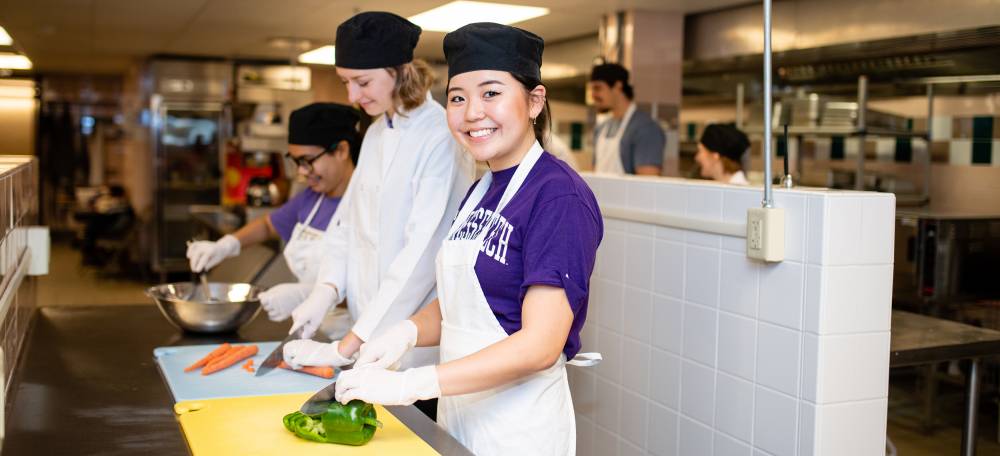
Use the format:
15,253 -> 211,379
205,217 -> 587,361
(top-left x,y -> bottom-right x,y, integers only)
2,305 -> 471,456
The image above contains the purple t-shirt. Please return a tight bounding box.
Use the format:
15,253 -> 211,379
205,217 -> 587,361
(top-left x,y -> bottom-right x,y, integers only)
450,152 -> 603,359
268,188 -> 341,242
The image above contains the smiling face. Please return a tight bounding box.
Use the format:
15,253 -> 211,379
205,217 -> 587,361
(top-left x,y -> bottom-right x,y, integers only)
695,142 -> 723,180
446,70 -> 545,170
336,67 -> 397,116
287,141 -> 352,195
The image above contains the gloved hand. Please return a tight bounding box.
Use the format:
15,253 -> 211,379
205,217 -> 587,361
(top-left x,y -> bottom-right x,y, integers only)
283,339 -> 356,369
289,284 -> 339,339
259,283 -> 312,322
355,320 -> 418,370
187,235 -> 240,272
335,366 -> 440,406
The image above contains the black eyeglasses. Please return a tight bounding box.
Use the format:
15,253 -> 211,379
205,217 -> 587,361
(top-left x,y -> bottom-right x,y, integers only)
285,148 -> 332,173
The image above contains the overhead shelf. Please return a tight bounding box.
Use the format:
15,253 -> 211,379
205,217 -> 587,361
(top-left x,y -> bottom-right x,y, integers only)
743,125 -> 929,138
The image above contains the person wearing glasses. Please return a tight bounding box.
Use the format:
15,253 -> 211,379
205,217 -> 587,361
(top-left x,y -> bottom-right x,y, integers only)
186,103 -> 360,302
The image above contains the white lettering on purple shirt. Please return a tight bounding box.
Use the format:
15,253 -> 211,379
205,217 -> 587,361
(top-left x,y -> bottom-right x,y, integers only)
452,208 -> 514,265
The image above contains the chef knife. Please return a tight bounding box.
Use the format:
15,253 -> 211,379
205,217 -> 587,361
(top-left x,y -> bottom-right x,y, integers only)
299,365 -> 351,415
254,329 -> 302,377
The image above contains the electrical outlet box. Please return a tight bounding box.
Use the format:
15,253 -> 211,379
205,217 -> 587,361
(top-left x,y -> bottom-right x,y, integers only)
747,207 -> 785,262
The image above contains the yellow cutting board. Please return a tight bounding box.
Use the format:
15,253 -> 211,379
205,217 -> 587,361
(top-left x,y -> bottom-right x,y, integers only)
175,393 -> 441,456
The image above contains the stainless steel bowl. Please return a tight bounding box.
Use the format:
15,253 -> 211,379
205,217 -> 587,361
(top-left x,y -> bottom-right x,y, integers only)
146,282 -> 263,333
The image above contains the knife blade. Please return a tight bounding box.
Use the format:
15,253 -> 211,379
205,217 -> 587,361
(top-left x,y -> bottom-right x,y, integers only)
298,365 -> 351,415
254,330 -> 301,377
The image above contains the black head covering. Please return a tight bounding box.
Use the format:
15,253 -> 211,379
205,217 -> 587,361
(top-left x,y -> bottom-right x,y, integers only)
699,123 -> 750,163
590,63 -> 629,86
288,103 -> 361,164
443,22 -> 543,81
335,12 -> 421,69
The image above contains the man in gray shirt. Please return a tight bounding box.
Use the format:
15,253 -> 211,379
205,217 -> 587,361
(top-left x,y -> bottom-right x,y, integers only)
589,63 -> 665,175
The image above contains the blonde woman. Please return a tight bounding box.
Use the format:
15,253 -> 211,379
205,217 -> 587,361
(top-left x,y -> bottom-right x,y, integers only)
270,12 -> 473,418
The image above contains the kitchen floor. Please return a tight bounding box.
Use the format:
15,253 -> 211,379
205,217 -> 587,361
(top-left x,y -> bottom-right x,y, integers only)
31,240 -> 1000,455
35,240 -> 150,307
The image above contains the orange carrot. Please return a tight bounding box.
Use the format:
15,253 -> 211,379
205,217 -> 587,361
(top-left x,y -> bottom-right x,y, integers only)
201,344 -> 259,375
184,343 -> 232,372
278,361 -> 335,379
242,359 -> 254,372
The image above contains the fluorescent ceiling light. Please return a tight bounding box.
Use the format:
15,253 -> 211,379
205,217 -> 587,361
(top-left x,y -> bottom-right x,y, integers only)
0,26 -> 12,46
0,53 -> 32,70
298,45 -> 335,65
409,1 -> 549,33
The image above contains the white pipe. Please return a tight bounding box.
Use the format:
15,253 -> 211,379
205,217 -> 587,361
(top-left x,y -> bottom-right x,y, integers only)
601,206 -> 746,238
762,0 -> 774,208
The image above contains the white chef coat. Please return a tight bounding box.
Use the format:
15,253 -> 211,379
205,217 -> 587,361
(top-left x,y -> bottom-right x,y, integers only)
728,170 -> 749,185
315,94 -> 475,367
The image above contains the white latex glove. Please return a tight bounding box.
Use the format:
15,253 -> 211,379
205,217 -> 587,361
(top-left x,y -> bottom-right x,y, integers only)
259,283 -> 312,322
186,235 -> 240,272
283,339 -> 355,369
335,366 -> 440,406
355,320 -> 418,370
289,284 -> 339,339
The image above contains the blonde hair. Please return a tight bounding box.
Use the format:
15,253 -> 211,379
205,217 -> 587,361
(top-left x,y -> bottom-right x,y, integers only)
387,59 -> 435,115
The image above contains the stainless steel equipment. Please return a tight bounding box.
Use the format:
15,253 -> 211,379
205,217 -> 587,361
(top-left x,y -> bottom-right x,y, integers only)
146,282 -> 262,333
146,60 -> 233,275
894,211 -> 1000,305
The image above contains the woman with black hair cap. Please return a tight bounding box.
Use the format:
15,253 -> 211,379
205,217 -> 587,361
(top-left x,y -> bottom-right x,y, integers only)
696,123 -> 751,185
333,22 -> 604,456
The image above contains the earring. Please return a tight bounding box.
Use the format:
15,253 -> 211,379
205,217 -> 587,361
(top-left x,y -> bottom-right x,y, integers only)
530,117 -> 537,125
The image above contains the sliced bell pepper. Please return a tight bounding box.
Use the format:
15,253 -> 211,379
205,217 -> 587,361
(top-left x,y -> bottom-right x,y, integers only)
283,400 -> 381,446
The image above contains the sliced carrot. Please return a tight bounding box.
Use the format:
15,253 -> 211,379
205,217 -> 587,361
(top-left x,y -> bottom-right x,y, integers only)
184,343 -> 232,372
201,344 -> 259,375
241,358 -> 254,372
278,361 -> 335,379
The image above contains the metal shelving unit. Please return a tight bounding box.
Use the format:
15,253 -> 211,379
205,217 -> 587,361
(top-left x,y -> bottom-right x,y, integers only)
739,73 -> 1000,206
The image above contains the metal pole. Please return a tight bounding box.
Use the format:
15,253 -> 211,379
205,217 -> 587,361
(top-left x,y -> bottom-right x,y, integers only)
855,75 -> 868,191
924,83 -> 934,203
962,358 -> 981,456
736,82 -> 745,129
762,0 -> 774,208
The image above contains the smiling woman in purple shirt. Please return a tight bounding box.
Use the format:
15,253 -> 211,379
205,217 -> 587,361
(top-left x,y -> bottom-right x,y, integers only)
333,22 -> 604,456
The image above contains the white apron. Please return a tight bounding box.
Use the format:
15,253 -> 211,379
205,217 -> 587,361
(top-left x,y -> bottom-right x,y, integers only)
594,103 -> 636,174
436,142 -> 598,456
282,195 -> 327,283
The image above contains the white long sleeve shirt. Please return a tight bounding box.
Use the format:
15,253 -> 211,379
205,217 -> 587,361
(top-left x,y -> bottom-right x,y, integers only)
316,96 -> 474,348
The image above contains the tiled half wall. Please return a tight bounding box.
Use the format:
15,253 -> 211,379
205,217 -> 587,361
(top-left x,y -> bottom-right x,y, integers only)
571,174 -> 895,456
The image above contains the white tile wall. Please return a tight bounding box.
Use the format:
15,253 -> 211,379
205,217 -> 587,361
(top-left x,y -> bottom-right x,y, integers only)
683,304 -> 718,367
681,360 -> 717,425
576,174 -> 893,456
0,157 -> 38,415
717,313 -> 756,381
715,372 -> 755,443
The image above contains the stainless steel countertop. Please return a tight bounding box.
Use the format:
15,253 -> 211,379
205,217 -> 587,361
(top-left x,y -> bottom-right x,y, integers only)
895,207 -> 1000,221
891,310 -> 1000,367
2,305 -> 471,455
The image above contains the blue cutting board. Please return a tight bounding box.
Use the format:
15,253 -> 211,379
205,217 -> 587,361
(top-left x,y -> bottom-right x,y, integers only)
154,342 -> 334,402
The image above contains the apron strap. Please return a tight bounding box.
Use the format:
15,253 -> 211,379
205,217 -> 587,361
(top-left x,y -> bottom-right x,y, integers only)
566,352 -> 602,367
301,193 -> 325,225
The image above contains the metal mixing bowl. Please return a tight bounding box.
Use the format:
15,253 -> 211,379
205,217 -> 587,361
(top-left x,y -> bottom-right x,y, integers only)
146,282 -> 263,333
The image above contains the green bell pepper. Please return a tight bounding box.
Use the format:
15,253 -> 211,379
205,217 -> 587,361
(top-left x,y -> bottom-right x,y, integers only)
283,400 -> 382,446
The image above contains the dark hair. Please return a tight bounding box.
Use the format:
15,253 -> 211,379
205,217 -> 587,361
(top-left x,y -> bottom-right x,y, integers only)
510,73 -> 551,145
346,138 -> 361,166
621,82 -> 634,100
